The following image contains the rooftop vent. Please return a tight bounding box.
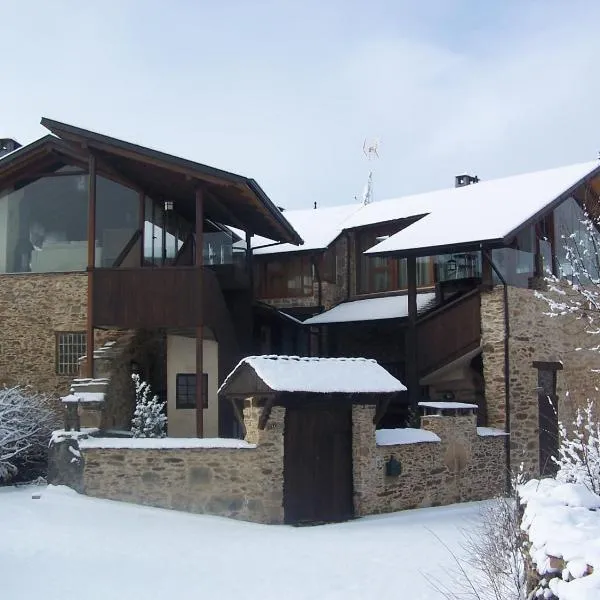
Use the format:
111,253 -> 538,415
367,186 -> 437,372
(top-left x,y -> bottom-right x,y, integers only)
0,138 -> 21,158
455,174 -> 479,188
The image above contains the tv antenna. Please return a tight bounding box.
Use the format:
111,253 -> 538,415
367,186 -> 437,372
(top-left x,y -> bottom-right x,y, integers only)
361,138 -> 379,205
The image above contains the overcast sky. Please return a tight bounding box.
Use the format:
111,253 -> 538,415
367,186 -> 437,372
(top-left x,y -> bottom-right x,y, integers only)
3,1 -> 600,209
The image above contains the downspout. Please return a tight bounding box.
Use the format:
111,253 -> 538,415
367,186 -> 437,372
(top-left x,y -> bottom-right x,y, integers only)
482,248 -> 511,494
346,231 -> 351,300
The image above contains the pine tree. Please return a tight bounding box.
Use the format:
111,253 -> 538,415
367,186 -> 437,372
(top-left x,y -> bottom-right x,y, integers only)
131,374 -> 167,438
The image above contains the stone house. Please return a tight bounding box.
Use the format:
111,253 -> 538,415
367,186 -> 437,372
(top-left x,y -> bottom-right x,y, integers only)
0,117 -> 304,438
252,162 -> 600,476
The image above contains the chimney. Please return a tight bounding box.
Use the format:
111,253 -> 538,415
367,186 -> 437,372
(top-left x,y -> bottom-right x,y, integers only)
0,138 -> 21,158
314,201 -> 317,209
455,174 -> 479,188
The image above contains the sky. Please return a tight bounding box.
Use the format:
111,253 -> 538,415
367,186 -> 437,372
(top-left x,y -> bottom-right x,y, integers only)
2,0 -> 600,210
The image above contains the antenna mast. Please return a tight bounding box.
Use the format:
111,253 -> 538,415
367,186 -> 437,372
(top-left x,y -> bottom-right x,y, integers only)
361,138 -> 379,205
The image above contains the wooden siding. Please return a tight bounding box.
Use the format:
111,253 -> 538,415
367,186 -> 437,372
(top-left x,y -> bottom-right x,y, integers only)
417,290 -> 481,376
93,267 -> 200,328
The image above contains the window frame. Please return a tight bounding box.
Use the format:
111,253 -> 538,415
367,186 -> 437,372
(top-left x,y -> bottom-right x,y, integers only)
175,373 -> 208,409
55,331 -> 87,376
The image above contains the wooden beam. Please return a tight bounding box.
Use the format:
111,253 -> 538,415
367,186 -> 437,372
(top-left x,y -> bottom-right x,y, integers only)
258,396 -> 275,430
195,187 -> 205,438
138,192 -> 145,266
205,189 -> 251,231
406,255 -> 419,411
85,154 -> 97,379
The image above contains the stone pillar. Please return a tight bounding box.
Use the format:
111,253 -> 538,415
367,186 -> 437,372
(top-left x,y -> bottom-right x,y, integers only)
352,405 -> 378,517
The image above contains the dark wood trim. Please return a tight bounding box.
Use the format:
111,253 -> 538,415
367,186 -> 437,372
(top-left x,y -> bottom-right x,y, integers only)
417,288 -> 480,324
406,255 -> 418,410
138,192 -> 145,267
195,187 -> 205,438
206,189 -> 250,232
85,154 -> 97,378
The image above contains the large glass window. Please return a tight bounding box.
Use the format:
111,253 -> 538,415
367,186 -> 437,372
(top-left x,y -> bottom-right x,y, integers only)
256,255 -> 313,298
95,177 -> 139,267
554,197 -> 600,282
0,173 -> 88,273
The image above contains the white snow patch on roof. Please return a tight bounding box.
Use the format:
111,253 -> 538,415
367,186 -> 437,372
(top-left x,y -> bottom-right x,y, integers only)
367,160 -> 600,256
220,355 -> 406,394
253,203 -> 363,255
477,427 -> 509,437
419,401 -> 478,410
303,293 -> 436,325
79,437 -> 256,450
62,392 -> 105,404
376,428 -> 440,446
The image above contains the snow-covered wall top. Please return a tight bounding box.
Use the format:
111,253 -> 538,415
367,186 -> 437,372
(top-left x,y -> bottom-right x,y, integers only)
219,356 -> 407,395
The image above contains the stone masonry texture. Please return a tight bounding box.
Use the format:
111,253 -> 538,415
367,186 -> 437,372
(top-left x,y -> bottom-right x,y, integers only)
0,273 -> 87,404
352,405 -> 505,515
481,286 -> 600,477
78,404 -> 284,524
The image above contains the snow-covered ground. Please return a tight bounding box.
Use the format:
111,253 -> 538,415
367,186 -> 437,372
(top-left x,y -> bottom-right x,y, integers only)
0,485 -> 488,600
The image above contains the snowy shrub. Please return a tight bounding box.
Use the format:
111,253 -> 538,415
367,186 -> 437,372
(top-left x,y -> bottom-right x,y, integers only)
553,400 -> 600,495
131,374 -> 167,438
0,386 -> 61,483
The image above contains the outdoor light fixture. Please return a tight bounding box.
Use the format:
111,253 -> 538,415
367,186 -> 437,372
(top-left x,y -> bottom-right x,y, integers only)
164,201 -> 174,211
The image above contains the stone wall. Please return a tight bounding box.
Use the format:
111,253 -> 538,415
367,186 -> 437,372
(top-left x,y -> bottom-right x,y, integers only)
352,405 -> 506,516
0,273 -> 87,403
54,402 -> 285,524
481,286 -> 600,476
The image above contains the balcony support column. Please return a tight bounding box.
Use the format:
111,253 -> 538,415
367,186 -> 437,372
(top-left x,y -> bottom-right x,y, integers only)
195,187 -> 205,437
406,255 -> 419,413
85,154 -> 97,378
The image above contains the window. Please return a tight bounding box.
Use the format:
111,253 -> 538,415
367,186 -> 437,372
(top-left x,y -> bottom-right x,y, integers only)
56,332 -> 86,375
256,256 -> 313,298
176,373 -> 208,409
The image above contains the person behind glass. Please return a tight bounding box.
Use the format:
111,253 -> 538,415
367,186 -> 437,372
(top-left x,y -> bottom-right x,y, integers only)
14,221 -> 45,272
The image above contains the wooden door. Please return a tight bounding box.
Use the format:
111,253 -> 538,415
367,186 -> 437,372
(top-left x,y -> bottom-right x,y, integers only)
538,369 -> 559,477
284,406 -> 354,525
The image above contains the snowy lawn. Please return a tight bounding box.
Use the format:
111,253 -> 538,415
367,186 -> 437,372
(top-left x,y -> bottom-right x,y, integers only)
1,485 -> 490,600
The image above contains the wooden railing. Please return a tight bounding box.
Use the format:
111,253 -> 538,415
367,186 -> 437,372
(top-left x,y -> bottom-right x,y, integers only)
416,289 -> 481,376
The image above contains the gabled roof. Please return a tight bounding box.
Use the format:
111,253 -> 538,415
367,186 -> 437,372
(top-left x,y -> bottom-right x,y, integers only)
252,202 -> 362,255
0,118 -> 302,245
219,355 -> 406,395
367,160 -> 600,256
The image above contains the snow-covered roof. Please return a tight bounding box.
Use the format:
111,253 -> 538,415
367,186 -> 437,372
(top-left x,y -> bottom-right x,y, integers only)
219,355 -> 406,395
252,203 -> 362,255
367,160 -> 600,256
302,292 -> 436,325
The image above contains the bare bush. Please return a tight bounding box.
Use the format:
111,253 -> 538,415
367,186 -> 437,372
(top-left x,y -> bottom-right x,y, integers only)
0,386 -> 61,483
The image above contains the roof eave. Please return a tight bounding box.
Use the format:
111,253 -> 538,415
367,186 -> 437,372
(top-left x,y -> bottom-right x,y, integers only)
502,162 -> 600,244
365,238 -> 504,258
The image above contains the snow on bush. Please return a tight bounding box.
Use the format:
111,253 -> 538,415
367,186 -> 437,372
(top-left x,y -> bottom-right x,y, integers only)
553,401 -> 600,495
0,385 -> 60,483
131,374 -> 167,438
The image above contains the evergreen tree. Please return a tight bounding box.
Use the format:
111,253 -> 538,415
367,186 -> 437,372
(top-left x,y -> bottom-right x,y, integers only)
131,374 -> 167,438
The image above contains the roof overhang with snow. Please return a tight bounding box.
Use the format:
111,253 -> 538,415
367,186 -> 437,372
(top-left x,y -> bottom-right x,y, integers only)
366,160 -> 600,257
302,293 -> 437,326
219,355 -> 406,401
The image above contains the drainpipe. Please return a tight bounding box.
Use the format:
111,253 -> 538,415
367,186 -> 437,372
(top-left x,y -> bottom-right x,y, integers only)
311,254 -> 323,355
482,248 -> 511,494
346,232 -> 351,300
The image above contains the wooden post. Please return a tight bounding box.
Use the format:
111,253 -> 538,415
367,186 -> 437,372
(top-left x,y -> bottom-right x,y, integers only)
138,192 -> 145,266
195,187 -> 204,438
85,154 -> 97,379
246,230 -> 253,294
406,255 -> 419,413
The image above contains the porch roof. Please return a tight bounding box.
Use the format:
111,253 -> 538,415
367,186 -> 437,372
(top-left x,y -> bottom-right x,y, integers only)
219,355 -> 406,396
302,292 -> 437,325
8,118 -> 302,245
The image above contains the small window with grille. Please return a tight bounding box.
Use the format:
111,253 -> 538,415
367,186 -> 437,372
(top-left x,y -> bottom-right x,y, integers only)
176,373 -> 208,409
56,332 -> 86,375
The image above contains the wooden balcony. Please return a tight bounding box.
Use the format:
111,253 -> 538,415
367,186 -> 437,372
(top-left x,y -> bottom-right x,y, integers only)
92,267 -> 201,329
416,290 -> 481,376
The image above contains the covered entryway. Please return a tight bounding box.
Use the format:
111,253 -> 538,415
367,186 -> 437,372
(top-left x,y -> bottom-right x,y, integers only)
218,355 -> 406,525
284,405 -> 353,524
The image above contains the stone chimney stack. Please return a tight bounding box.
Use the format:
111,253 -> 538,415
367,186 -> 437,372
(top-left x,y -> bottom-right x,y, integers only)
0,138 -> 21,158
455,174 -> 479,188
